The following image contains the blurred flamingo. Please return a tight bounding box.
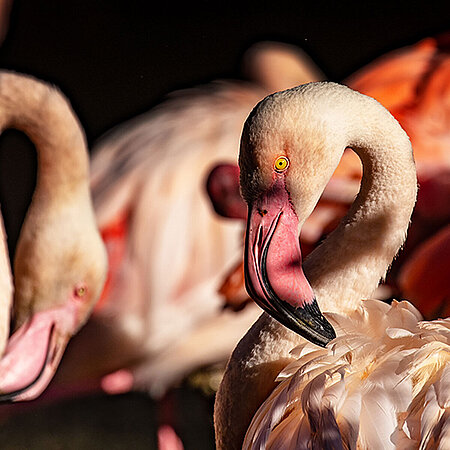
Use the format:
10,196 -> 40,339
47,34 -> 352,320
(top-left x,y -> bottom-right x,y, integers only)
0,71 -> 107,401
43,42 -> 325,404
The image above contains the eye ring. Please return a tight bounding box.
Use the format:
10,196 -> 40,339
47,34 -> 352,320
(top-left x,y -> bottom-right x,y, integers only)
75,285 -> 87,298
274,156 -> 289,172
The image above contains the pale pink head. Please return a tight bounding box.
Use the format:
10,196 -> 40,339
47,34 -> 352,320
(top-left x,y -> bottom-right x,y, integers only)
238,83 -> 348,346
0,71 -> 108,402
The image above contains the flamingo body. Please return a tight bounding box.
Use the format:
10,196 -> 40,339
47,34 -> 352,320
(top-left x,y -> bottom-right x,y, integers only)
213,81 -> 450,448
244,299 -> 450,448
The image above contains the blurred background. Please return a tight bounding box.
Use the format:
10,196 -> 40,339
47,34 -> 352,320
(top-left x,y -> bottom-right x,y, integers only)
0,0 -> 448,448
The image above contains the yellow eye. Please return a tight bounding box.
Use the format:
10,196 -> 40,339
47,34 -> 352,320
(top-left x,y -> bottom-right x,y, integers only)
274,156 -> 289,172
75,286 -> 87,298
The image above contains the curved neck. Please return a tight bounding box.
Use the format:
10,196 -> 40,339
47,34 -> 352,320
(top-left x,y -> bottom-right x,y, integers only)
0,72 -> 89,202
303,90 -> 417,314
215,84 -> 418,449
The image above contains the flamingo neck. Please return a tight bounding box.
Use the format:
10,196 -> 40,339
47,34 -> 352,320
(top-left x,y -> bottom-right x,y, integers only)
215,83 -> 418,449
303,102 -> 417,315
0,72 -> 89,202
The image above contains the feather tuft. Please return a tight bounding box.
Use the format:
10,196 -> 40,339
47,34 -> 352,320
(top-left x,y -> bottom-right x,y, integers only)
244,300 -> 450,448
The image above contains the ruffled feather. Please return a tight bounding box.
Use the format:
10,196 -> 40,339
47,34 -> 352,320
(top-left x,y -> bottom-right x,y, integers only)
243,299 -> 450,449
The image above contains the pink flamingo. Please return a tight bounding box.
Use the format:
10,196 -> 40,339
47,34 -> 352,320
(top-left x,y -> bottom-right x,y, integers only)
0,71 -> 107,401
214,81 -> 449,450
48,42 -> 325,401
211,34 -> 450,317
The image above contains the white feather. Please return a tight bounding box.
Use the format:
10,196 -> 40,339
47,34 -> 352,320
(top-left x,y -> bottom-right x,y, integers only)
435,364 -> 450,409
419,384 -> 444,450
359,386 -> 397,449
437,412 -> 450,450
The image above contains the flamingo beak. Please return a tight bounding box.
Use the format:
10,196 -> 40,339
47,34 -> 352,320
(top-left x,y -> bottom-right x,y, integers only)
0,308 -> 71,402
244,177 -> 336,347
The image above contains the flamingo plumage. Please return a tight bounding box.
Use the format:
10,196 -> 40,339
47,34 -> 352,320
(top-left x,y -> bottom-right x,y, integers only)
0,71 -> 107,401
244,299 -> 450,449
213,81 -> 450,448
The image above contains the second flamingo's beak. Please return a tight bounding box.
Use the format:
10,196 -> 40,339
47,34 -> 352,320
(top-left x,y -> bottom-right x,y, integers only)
0,306 -> 73,402
244,177 -> 336,347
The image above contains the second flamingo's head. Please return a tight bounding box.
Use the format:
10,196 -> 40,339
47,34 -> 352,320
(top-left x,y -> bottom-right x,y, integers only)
0,184 -> 108,402
0,72 -> 108,402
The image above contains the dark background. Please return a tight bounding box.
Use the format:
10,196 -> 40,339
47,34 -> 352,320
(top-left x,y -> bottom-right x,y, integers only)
2,0 -> 449,140
0,0 -> 448,252
0,1 -> 448,448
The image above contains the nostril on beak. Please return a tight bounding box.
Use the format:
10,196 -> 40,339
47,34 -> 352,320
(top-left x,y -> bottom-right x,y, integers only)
257,209 -> 268,217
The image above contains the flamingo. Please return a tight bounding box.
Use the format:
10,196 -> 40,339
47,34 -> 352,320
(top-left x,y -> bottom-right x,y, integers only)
48,41 -> 325,399
0,71 -> 107,401
213,81 -> 450,448
212,34 -> 450,317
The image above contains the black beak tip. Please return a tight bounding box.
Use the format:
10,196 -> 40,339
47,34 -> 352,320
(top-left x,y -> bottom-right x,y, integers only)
0,392 -> 17,404
304,299 -> 336,339
278,298 -> 336,348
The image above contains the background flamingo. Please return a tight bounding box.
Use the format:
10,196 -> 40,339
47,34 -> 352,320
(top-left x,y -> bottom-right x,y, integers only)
0,71 -> 107,401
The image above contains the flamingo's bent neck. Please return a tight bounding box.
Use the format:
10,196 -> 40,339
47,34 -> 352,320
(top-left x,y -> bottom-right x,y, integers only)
0,71 -> 107,403
215,82 -> 418,450
0,72 -> 90,201
301,84 -> 418,313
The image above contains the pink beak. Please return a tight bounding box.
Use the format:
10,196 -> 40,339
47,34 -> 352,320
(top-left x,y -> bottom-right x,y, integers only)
244,176 -> 335,347
0,306 -> 71,402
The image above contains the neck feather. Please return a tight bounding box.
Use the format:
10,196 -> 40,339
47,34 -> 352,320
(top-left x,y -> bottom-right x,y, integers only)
0,72 -> 89,201
303,85 -> 417,313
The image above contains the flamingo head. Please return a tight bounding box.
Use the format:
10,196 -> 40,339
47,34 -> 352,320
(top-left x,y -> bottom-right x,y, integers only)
0,195 -> 108,402
239,84 -> 345,347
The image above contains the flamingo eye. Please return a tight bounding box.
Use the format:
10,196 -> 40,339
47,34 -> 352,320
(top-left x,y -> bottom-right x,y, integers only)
274,156 -> 289,172
75,285 -> 87,298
